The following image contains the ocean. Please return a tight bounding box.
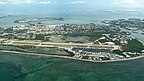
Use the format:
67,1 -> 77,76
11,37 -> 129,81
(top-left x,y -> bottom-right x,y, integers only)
0,10 -> 144,81
1,10 -> 144,27
0,52 -> 144,81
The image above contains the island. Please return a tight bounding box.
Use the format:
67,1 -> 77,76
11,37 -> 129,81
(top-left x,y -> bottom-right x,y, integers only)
0,15 -> 12,18
13,17 -> 64,23
0,18 -> 144,62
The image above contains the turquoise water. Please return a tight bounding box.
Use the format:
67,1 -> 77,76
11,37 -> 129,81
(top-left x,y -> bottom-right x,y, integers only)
0,52 -> 144,81
0,62 -> 23,81
29,58 -> 144,81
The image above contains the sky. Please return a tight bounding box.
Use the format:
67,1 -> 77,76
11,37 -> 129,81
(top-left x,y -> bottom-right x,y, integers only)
0,0 -> 143,7
0,0 -> 144,15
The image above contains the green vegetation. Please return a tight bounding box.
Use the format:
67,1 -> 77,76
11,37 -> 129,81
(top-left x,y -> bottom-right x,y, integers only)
65,32 -> 103,41
0,45 -> 71,56
106,18 -> 144,30
3,34 -> 16,39
66,32 -> 102,37
35,34 -> 46,40
113,40 -> 121,45
0,45 -> 25,52
112,50 -> 123,54
122,39 -> 144,52
120,31 -> 131,35
14,17 -> 64,23
14,20 -> 20,23
3,28 -> 13,33
15,29 -> 28,33
64,49 -> 75,57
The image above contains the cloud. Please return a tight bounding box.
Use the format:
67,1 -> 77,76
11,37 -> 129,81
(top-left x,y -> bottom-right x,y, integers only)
70,0 -> 85,4
0,0 -> 54,5
27,0 -> 33,4
113,0 -> 137,5
0,1 -> 5,4
39,1 -> 51,4
0,0 -> 33,4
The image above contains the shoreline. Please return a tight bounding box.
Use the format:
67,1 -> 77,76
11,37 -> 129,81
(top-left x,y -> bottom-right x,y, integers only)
0,50 -> 144,63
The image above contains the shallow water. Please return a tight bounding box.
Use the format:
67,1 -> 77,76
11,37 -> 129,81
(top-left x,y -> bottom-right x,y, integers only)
0,62 -> 24,81
0,52 -> 144,81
